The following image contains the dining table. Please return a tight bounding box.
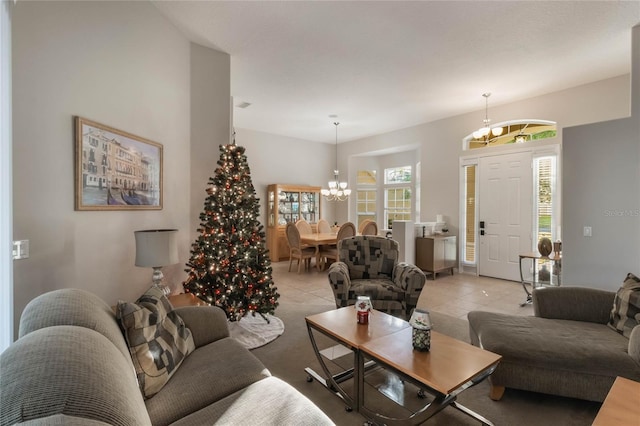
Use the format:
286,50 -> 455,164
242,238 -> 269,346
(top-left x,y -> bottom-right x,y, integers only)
299,232 -> 338,271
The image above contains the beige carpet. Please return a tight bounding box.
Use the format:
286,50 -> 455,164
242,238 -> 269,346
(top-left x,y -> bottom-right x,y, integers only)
251,300 -> 601,426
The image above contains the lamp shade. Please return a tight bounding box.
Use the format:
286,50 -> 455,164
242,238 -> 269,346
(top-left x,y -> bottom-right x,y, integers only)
134,229 -> 178,268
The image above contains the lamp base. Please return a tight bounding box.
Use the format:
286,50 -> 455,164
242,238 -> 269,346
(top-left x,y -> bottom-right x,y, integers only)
151,267 -> 171,296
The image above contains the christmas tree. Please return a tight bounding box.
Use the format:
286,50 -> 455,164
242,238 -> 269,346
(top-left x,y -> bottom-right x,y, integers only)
183,142 -> 279,321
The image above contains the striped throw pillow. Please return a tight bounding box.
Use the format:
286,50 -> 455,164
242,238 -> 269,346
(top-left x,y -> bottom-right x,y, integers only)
608,273 -> 640,338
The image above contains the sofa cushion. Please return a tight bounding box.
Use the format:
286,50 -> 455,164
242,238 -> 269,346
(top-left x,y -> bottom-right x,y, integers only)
608,272 -> 640,338
0,326 -> 151,426
16,414 -> 113,425
117,286 -> 195,399
145,337 -> 270,426
18,288 -> 135,371
169,376 -> 334,426
468,311 -> 639,379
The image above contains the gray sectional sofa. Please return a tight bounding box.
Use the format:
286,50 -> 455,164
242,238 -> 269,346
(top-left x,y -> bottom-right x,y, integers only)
0,288 -> 334,425
468,286 -> 640,402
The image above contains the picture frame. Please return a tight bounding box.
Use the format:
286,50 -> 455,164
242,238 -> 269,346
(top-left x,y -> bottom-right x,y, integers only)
74,116 -> 163,211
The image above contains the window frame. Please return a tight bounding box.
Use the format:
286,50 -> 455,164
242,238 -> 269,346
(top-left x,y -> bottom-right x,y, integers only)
383,165 -> 412,229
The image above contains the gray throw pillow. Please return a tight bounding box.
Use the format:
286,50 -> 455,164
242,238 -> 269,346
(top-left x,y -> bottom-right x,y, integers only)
117,286 -> 195,398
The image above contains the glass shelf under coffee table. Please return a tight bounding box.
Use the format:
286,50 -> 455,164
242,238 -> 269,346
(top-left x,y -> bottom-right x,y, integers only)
359,327 -> 502,425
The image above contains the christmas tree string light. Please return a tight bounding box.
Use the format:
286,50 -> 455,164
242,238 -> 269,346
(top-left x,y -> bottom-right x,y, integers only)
183,142 -> 279,322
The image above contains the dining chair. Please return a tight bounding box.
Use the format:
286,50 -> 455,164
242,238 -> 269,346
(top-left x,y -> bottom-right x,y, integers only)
295,219 -> 313,236
318,222 -> 356,270
286,223 -> 316,273
360,220 -> 378,236
317,219 -> 331,234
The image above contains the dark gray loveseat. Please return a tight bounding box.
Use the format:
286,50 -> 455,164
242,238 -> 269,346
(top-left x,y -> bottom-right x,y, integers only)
468,286 -> 640,402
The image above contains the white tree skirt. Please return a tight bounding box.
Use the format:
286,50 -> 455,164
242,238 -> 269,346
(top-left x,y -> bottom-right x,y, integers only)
228,313 -> 284,349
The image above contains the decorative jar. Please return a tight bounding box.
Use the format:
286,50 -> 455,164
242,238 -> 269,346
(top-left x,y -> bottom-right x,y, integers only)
409,309 -> 432,351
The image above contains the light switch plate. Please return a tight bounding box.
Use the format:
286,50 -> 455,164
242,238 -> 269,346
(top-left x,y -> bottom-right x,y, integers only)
12,240 -> 29,259
583,226 -> 592,237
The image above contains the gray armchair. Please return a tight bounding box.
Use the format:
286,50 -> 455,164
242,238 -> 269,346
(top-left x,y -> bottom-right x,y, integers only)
327,236 -> 426,320
468,286 -> 640,402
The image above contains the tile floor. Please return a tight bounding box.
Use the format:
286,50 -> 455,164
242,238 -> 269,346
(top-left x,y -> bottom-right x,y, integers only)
271,260 -> 534,319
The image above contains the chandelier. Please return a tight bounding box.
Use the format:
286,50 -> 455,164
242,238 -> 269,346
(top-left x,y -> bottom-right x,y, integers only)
472,93 -> 503,142
321,122 -> 351,201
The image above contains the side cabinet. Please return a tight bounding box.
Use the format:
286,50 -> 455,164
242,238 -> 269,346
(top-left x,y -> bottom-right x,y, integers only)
415,235 -> 457,279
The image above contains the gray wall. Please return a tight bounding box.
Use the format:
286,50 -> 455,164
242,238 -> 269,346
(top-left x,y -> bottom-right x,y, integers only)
562,24 -> 640,290
11,1 -> 230,336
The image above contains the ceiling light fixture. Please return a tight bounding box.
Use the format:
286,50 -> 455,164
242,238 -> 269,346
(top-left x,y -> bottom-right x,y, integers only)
321,121 -> 351,202
472,93 -> 503,142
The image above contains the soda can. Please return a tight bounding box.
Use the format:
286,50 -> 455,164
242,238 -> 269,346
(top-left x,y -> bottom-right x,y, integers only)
356,296 -> 372,324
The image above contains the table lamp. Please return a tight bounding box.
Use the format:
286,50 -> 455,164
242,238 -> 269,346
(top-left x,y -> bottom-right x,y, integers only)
134,229 -> 178,296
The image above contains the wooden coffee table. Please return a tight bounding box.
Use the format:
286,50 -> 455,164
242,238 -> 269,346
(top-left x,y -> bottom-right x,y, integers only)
359,327 -> 502,425
305,307 -> 410,410
305,307 -> 501,425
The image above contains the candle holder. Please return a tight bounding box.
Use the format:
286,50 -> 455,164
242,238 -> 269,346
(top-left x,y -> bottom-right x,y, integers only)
409,309 -> 432,351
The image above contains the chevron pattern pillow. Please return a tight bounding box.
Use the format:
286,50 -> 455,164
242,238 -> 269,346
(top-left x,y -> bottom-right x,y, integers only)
117,286 -> 195,398
608,273 -> 640,338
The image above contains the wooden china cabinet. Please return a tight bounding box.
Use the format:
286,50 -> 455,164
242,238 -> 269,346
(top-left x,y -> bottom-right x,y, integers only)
266,184 -> 321,261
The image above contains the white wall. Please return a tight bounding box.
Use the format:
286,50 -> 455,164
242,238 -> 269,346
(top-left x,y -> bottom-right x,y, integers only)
9,2 -> 637,337
562,25 -> 640,290
234,127 -> 335,227
1,0 -> 13,350
340,75 -> 632,237
11,1 -> 228,336
190,44 -> 231,244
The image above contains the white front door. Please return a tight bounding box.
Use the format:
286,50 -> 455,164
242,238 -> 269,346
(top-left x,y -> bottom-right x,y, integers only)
478,152 -> 532,281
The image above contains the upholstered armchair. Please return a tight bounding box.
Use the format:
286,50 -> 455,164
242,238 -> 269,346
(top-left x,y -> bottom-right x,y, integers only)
328,236 -> 426,320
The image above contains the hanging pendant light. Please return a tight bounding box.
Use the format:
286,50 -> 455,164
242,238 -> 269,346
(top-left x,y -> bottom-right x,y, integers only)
321,122 -> 351,202
472,93 -> 503,142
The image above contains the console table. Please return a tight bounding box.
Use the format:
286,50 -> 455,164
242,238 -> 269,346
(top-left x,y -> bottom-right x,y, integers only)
519,252 -> 561,306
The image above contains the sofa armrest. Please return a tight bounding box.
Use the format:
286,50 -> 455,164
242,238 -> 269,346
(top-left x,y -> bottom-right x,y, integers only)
393,263 -> 427,317
328,261 -> 351,308
630,325 -> 640,366
173,306 -> 229,348
533,286 -> 615,324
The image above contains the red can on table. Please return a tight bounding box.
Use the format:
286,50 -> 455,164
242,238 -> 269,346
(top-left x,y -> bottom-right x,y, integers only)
357,310 -> 369,324
356,296 -> 372,324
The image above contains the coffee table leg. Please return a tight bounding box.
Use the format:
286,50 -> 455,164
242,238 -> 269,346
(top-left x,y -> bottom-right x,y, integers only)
305,324 -> 356,411
451,402 -> 494,426
359,361 -> 498,425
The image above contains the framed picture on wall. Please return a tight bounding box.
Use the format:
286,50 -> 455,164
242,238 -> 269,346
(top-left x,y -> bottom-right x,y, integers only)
74,116 -> 163,211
